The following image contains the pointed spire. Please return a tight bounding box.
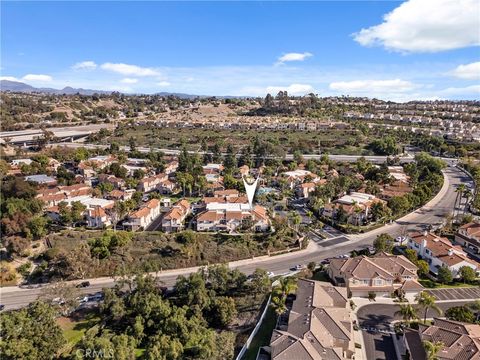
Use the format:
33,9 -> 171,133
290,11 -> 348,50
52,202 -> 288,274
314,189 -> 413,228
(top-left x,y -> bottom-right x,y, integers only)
242,175 -> 259,209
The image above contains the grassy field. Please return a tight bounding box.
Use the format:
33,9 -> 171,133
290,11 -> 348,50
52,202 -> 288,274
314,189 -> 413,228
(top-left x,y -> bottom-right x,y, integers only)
57,313 -> 100,346
98,124 -> 380,155
241,306 -> 277,360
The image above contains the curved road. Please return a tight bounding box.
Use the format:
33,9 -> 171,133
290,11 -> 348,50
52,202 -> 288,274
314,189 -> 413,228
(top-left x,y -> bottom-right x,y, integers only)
0,166 -> 472,310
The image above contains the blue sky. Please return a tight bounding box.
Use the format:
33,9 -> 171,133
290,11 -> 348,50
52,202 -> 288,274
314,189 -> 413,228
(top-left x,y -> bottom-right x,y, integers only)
1,0 -> 479,101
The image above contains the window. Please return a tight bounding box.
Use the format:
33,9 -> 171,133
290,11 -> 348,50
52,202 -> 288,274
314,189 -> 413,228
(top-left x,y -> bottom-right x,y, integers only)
375,279 -> 382,286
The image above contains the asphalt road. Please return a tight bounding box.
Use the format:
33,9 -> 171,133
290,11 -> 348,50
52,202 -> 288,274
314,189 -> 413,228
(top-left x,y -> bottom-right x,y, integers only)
0,166 -> 471,310
357,300 -> 476,360
48,142 -> 459,165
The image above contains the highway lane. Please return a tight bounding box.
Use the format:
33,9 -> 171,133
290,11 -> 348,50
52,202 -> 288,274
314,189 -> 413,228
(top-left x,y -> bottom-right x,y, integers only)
0,166 -> 470,310
48,142 -> 458,165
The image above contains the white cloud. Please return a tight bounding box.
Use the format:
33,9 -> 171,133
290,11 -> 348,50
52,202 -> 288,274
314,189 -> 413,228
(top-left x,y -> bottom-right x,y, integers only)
353,0 -> 480,53
22,74 -> 53,82
0,76 -> 20,82
157,81 -> 171,87
329,79 -> 418,93
101,62 -> 160,76
277,52 -> 313,63
241,83 -> 315,96
72,61 -> 97,71
440,84 -> 480,96
450,62 -> 480,80
120,78 -> 138,84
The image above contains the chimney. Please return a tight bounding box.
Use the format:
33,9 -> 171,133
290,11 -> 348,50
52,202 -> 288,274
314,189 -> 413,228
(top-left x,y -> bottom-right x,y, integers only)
422,239 -> 428,248
448,249 -> 453,256
423,230 -> 428,236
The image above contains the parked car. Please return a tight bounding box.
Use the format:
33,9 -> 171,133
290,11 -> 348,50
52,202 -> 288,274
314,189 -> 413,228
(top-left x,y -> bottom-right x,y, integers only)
76,281 -> 90,288
0,305 -> 5,311
89,293 -> 104,302
267,271 -> 275,278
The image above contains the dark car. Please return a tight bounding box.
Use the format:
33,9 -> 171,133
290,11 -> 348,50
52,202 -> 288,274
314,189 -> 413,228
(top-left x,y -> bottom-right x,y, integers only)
76,281 -> 90,288
0,305 -> 5,311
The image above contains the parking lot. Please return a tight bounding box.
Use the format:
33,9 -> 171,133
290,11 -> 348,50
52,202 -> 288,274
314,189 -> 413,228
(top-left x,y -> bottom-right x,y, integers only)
426,287 -> 480,301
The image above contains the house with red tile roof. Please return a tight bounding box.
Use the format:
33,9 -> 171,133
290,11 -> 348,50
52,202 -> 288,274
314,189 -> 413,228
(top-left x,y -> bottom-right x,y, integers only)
328,252 -> 422,298
456,222 -> 480,254
404,318 -> 480,360
86,207 -> 111,228
196,193 -> 270,233
164,160 -> 179,174
323,192 -> 386,226
407,231 -> 479,277
137,173 -> 168,193
267,279 -> 355,360
124,198 -> 162,231
161,199 -> 190,232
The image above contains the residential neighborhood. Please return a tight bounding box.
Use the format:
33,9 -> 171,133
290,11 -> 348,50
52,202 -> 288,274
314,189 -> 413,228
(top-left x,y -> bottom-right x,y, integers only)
1,0 -> 480,359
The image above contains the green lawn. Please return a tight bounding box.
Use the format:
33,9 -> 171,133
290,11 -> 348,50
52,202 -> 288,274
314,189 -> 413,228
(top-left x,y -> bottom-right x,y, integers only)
242,307 -> 277,360
59,314 -> 100,346
418,278 -> 479,289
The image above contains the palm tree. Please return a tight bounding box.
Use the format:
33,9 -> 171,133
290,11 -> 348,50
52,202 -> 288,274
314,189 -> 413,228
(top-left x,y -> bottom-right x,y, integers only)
271,277 -> 297,315
395,303 -> 418,323
423,340 -> 443,360
271,295 -> 287,315
273,277 -> 298,299
415,291 -> 442,324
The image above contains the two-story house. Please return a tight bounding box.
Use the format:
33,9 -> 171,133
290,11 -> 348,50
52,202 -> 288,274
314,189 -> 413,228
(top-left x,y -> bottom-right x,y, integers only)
86,207 -> 111,228
328,252 -> 423,298
407,232 -> 479,277
124,198 -> 161,231
161,199 -> 190,232
455,222 -> 480,254
137,173 -> 168,193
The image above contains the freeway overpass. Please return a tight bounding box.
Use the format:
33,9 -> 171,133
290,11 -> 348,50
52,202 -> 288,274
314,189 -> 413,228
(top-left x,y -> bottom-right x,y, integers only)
0,124 -> 114,145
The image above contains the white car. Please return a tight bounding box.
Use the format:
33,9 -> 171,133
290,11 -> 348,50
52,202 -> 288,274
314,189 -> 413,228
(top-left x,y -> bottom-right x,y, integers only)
267,271 -> 275,278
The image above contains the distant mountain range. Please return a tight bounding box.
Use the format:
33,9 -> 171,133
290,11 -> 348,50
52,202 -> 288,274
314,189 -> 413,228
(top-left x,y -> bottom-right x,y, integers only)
0,80 -> 234,99
0,80 -> 114,96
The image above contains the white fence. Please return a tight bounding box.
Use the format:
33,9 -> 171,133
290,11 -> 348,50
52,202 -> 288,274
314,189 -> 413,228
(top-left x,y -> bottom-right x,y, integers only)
235,294 -> 272,360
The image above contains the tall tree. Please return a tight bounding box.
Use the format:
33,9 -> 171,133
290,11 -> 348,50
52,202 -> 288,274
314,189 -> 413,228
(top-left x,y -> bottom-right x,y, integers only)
423,340 -> 443,360
415,291 -> 442,324
394,303 -> 418,323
